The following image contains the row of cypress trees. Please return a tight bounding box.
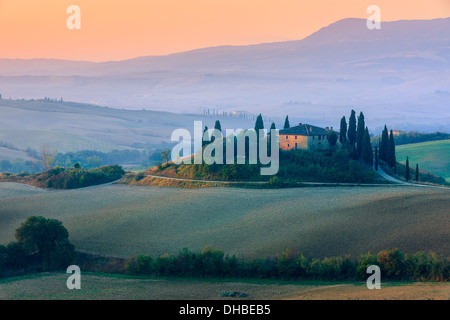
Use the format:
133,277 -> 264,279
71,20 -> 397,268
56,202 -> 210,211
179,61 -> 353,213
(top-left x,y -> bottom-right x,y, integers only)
338,110 -> 373,165
283,113 -> 420,183
379,125 -> 397,169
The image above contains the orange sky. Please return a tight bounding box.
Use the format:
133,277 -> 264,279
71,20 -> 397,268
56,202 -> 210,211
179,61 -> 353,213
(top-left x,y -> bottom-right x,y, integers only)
0,0 -> 449,61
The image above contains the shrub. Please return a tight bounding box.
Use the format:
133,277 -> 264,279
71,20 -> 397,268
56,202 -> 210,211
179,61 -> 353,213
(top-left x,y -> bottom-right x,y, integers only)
268,176 -> 283,187
377,248 -> 406,280
275,248 -> 307,279
125,254 -> 154,275
134,172 -> 145,181
122,247 -> 448,282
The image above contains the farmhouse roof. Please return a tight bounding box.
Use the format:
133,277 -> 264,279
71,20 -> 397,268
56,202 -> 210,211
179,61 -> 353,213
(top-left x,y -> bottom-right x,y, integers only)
279,124 -> 338,136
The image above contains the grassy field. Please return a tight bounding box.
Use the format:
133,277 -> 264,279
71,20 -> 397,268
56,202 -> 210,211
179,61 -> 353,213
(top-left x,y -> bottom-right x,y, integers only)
396,140 -> 450,182
0,182 -> 448,260
0,272 -> 448,300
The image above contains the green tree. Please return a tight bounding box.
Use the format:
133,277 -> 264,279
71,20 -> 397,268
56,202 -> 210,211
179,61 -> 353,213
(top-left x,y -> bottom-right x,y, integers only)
161,149 -> 170,164
40,144 -> 56,171
328,130 -> 338,147
339,116 -> 347,144
374,145 -> 379,171
387,130 -> 396,168
15,216 -> 75,269
254,114 -> 264,132
268,122 -> 276,156
202,125 -> 209,147
283,115 -> 290,129
347,110 -> 357,151
214,120 -> 222,132
356,112 -> 365,158
380,125 -> 389,162
405,156 -> 410,181
254,114 -> 264,163
361,127 -> 373,166
415,164 -> 419,181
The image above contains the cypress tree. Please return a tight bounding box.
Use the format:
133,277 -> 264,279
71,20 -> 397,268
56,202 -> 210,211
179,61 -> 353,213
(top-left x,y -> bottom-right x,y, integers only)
254,114 -> 264,163
339,116 -> 347,144
387,129 -> 396,168
374,145 -> 379,171
356,112 -> 365,158
415,164 -> 419,181
362,127 -> 373,166
214,120 -> 222,132
254,114 -> 264,132
405,156 -> 410,181
268,122 -> 276,156
202,126 -> 209,147
380,125 -> 389,162
348,110 -> 357,151
283,115 -> 290,129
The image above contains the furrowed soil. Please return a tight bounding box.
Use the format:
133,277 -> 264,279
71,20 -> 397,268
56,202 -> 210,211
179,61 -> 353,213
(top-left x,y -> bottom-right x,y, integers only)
0,182 -> 448,259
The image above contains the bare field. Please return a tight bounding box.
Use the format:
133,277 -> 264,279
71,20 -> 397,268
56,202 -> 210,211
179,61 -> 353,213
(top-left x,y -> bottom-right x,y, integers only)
0,272 -> 448,300
0,182 -> 48,199
0,182 -> 448,260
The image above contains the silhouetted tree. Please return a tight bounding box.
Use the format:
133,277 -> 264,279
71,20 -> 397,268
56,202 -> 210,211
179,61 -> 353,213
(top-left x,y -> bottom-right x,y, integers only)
254,114 -> 264,162
356,112 -> 365,158
339,116 -> 347,144
362,127 -> 373,166
415,164 -> 419,181
268,122 -> 276,156
387,130 -> 396,168
348,110 -> 357,151
283,116 -> 290,129
254,114 -> 264,132
202,125 -> 209,147
380,125 -> 389,162
214,120 -> 222,132
405,156 -> 410,181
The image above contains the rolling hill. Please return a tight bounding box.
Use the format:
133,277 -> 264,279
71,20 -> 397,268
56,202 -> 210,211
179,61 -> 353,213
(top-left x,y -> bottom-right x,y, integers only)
0,183 -> 448,260
396,139 -> 450,182
1,18 -> 449,132
0,98 -> 257,155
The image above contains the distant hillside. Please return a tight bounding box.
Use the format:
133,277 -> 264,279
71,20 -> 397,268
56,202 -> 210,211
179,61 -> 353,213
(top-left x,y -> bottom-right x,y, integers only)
396,140 -> 450,182
394,132 -> 449,145
0,98 -> 256,154
0,18 -> 449,131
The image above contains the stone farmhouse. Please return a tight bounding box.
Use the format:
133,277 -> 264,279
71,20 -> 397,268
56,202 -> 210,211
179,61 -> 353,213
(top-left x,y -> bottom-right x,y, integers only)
279,123 -> 339,151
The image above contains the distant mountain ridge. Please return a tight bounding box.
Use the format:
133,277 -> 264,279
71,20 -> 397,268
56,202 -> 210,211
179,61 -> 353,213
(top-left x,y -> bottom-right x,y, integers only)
0,17 -> 449,131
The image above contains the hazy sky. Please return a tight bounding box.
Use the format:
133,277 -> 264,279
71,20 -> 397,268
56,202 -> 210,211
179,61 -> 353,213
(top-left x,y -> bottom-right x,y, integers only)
0,0 -> 449,61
